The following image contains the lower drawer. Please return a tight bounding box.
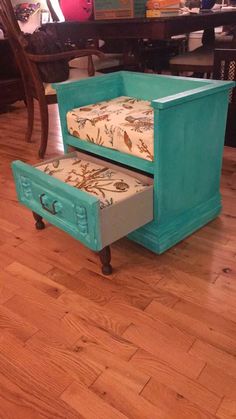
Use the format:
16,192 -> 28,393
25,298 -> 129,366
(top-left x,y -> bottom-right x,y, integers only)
12,152 -> 153,251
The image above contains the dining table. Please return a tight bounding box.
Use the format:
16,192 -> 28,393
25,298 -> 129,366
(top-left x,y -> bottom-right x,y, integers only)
46,9 -> 236,42
45,9 -> 236,70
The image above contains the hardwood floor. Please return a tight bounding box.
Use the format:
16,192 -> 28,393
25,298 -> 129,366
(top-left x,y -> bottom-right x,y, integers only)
0,101 -> 236,419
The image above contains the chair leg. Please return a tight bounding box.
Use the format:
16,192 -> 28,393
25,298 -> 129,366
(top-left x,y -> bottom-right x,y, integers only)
38,98 -> 49,159
98,246 -> 112,275
88,55 -> 95,77
25,93 -> 34,143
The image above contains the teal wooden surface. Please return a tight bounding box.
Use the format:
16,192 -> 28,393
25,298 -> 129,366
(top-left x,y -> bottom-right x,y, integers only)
65,135 -> 155,174
12,161 -> 102,251
129,88 -> 231,252
53,72 -> 234,254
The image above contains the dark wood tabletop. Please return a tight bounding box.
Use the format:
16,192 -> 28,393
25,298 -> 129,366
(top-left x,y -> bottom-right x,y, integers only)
46,9 -> 236,41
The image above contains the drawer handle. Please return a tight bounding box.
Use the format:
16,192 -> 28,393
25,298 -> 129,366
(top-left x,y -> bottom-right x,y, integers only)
40,193 -> 59,215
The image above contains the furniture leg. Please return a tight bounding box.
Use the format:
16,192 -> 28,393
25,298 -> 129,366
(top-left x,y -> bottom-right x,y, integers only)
38,96 -> 49,159
98,246 -> 112,275
25,92 -> 34,143
88,55 -> 95,77
32,212 -> 45,230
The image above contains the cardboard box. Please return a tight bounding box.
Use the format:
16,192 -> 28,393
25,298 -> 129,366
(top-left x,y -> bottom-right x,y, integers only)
94,0 -> 147,20
146,8 -> 179,17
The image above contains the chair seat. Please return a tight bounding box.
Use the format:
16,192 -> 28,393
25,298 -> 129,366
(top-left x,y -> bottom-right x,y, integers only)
44,68 -> 101,95
69,53 -> 123,71
169,47 -> 214,72
67,96 -> 154,161
215,33 -> 234,47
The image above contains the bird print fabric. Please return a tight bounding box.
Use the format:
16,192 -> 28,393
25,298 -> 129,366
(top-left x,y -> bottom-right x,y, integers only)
37,155 -> 150,209
67,96 -> 154,161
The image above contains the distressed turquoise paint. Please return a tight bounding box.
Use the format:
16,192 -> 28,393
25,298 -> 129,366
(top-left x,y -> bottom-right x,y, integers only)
53,72 -> 234,254
12,161 -> 102,251
65,134 -> 154,174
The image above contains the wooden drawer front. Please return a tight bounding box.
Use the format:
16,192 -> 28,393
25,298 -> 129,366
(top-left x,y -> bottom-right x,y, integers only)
12,161 -> 101,250
12,154 -> 153,251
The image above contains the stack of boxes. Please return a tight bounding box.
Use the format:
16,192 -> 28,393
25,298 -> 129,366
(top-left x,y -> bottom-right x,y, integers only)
93,0 -> 180,19
93,0 -> 147,19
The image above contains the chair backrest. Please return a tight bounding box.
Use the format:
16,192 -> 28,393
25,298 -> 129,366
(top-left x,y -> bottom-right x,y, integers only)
213,48 -> 236,103
213,48 -> 236,146
0,1 -> 40,98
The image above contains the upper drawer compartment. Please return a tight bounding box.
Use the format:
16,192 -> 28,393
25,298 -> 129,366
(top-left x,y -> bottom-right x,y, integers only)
12,152 -> 153,251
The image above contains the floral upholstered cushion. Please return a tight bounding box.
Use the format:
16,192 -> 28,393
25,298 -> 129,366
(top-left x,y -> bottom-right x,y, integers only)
67,96 -> 154,161
37,156 -> 150,209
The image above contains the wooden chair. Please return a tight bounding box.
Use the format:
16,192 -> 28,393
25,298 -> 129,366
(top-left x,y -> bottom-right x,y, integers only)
169,28 -> 236,77
0,0 -> 104,158
213,48 -> 236,147
45,0 -> 125,73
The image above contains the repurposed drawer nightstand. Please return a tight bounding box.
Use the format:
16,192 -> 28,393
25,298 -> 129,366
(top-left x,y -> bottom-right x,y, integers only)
12,152 -> 153,274
12,72 -> 234,274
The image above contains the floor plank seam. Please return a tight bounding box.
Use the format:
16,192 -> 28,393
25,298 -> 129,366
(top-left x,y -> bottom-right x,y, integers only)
138,375 -> 152,396
215,395 -> 227,417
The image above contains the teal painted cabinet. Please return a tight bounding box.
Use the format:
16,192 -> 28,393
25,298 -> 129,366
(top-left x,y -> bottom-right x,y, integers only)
53,71 -> 234,254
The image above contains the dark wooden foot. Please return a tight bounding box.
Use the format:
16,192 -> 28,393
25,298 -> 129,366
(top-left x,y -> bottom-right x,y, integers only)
32,212 -> 45,230
38,148 -> 45,159
98,246 -> 112,275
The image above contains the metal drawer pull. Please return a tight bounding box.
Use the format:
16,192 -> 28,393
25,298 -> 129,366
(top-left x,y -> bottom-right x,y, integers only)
40,193 -> 59,215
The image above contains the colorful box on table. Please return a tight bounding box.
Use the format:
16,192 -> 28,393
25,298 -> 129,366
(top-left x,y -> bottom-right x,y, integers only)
146,0 -> 180,17
93,0 -> 147,19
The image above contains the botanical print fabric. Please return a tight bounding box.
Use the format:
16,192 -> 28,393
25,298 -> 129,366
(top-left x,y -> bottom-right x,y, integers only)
67,96 -> 154,161
37,156 -> 150,209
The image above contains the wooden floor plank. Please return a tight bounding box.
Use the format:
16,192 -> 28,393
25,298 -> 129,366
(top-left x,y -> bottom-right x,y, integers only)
70,340 -> 150,393
0,333 -> 73,398
129,349 -> 220,414
63,312 -> 138,360
189,340 -> 236,379
0,370 -> 79,419
4,294 -> 82,345
217,397 -> 236,419
156,266 -> 236,322
61,380 -> 128,419
5,261 -> 66,299
0,243 -> 53,274
145,299 -> 236,356
58,291 -> 131,336
123,324 -> 203,379
198,364 -> 236,399
106,300 -> 194,352
173,299 -> 236,343
0,304 -> 38,343
141,377 -> 217,419
26,330 -> 103,387
90,371 -> 164,419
